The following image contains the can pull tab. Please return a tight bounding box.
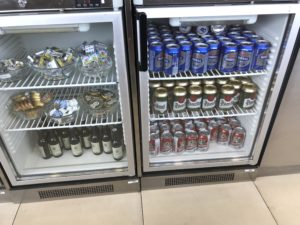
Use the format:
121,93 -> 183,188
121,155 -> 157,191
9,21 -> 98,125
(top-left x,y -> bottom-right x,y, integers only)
18,0 -> 27,8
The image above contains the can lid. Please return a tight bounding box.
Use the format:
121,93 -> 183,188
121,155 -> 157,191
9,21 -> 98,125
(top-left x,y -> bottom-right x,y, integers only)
189,80 -> 202,86
242,83 -> 257,93
221,84 -> 235,95
203,79 -> 215,85
174,86 -> 187,96
233,126 -> 246,133
176,80 -> 189,87
239,77 -> 252,85
154,87 -> 168,98
229,80 -> 242,90
189,85 -> 202,95
216,78 -> 228,86
162,80 -> 175,88
149,81 -> 161,89
204,84 -> 217,95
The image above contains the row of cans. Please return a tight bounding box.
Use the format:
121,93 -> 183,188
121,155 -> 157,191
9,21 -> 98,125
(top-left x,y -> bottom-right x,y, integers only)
149,117 -> 246,155
148,23 -> 271,75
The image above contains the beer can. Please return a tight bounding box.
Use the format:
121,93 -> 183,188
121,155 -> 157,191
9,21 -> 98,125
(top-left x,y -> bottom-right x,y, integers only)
236,41 -> 254,72
147,31 -> 159,37
230,126 -> 246,148
191,42 -> 208,74
207,39 -> 221,70
163,38 -> 177,46
185,129 -> 198,152
218,37 -> 232,44
149,81 -> 161,113
176,80 -> 189,88
198,128 -> 210,151
173,30 -> 183,36
218,84 -> 235,111
218,124 -> 232,145
202,84 -> 217,111
171,123 -> 184,134
190,37 -> 204,46
203,79 -> 215,86
149,133 -> 160,155
149,41 -> 164,73
185,122 -> 196,131
215,35 -> 227,40
179,25 -> 192,34
248,34 -> 263,43
232,36 -> 248,45
239,76 -> 252,85
216,78 -> 228,91
242,30 -> 256,38
187,85 -> 202,111
186,32 -> 198,39
208,120 -> 219,142
227,31 -> 241,39
195,121 -> 207,131
161,33 -> 173,39
251,39 -> 271,71
219,42 -> 238,73
210,24 -> 227,36
175,35 -> 188,43
229,25 -> 243,32
164,43 -> 180,76
229,79 -> 242,104
179,40 -> 193,72
147,27 -> 158,33
228,117 -> 241,129
160,28 -> 172,35
148,36 -> 161,45
173,86 -> 187,113
159,25 -> 170,30
189,80 -> 202,86
239,82 -> 257,109
160,130 -> 173,154
162,80 -> 175,111
201,34 -> 215,42
153,87 -> 168,114
174,131 -> 186,153
196,25 -> 210,36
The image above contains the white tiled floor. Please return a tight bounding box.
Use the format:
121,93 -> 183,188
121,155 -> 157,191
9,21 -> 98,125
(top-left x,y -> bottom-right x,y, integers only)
1,174 -> 300,225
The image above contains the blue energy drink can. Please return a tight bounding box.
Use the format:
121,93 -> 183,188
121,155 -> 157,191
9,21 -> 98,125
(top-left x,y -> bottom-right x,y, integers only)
148,36 -> 161,45
160,28 -> 172,35
161,33 -> 173,39
186,32 -> 198,39
232,36 -> 247,45
242,30 -> 256,38
179,40 -> 193,72
201,34 -> 215,42
175,35 -> 188,43
147,27 -> 158,33
164,43 -> 180,76
248,34 -> 263,43
251,39 -> 271,70
206,39 -> 221,71
147,31 -> 159,37
219,42 -> 238,73
149,41 -> 164,73
162,38 -> 177,46
227,31 -> 241,39
236,41 -> 254,72
191,42 -> 209,74
218,37 -> 232,45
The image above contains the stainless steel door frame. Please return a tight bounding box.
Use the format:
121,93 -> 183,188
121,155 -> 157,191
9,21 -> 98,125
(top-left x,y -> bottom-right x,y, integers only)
0,10 -> 136,185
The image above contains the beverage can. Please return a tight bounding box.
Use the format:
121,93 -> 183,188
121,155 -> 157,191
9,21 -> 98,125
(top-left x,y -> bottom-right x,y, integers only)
239,82 -> 257,109
163,38 -> 176,46
173,86 -> 187,113
251,39 -> 271,71
218,124 -> 232,145
208,120 -> 219,142
201,34 -> 215,42
198,128 -> 210,151
179,25 -> 192,34
191,42 -> 208,74
149,41 -> 164,73
236,41 -> 254,72
230,126 -> 246,148
202,84 -> 217,111
219,42 -> 238,73
206,39 -> 221,71
196,25 -> 210,36
160,131 -> 173,154
149,133 -> 160,155
210,25 -> 227,36
174,131 -> 186,153
242,30 -> 256,38
164,44 -> 180,76
185,129 -> 198,152
218,84 -> 235,111
187,85 -> 202,111
179,40 -> 193,72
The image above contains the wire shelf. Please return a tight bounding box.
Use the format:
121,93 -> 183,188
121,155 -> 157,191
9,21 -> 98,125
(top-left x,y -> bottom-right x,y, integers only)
4,87 -> 122,131
0,69 -> 117,90
149,69 -> 267,80
150,105 -> 257,121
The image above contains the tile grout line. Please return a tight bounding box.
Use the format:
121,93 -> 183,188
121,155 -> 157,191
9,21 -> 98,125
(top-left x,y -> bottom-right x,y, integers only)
11,199 -> 22,225
139,191 -> 145,225
253,181 -> 279,225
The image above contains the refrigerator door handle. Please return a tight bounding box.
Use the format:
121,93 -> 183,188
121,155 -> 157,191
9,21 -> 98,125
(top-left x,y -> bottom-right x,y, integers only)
135,11 -> 148,72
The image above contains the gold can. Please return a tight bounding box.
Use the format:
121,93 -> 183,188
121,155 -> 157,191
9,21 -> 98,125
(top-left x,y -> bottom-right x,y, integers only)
176,80 -> 189,87
189,80 -> 202,86
173,86 -> 187,113
162,80 -> 176,111
149,81 -> 161,89
239,76 -> 252,85
203,79 -> 216,86
202,85 -> 217,111
219,84 -> 235,111
229,79 -> 242,104
216,78 -> 228,90
187,85 -> 202,111
153,87 -> 168,114
239,83 -> 257,109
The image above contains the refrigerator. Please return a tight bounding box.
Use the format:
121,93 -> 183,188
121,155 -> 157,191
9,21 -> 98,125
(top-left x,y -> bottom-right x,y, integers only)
133,0 -> 300,187
0,0 -> 137,192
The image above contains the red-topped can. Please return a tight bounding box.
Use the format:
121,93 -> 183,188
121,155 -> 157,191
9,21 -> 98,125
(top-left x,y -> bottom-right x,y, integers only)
218,124 -> 232,145
230,127 -> 246,148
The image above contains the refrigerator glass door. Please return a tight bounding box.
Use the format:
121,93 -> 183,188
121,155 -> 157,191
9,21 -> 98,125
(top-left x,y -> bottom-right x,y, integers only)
0,11 -> 135,185
136,4 -> 300,172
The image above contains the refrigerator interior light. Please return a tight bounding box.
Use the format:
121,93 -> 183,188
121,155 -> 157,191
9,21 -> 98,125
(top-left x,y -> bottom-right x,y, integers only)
169,15 -> 257,27
0,23 -> 90,35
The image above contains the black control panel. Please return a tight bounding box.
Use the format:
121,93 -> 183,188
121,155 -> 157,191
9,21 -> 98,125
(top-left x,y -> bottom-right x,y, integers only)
75,0 -> 112,8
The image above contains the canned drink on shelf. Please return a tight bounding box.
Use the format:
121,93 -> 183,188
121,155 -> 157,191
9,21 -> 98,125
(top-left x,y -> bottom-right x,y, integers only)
239,76 -> 252,85
202,84 -> 217,111
232,36 -> 248,45
148,36 -> 161,45
218,84 -> 235,111
147,27 -> 158,33
195,121 -> 207,131
203,79 -> 216,86
164,44 -> 180,76
160,28 -> 172,35
208,120 -> 219,142
149,81 -> 161,105
187,85 -> 202,111
161,33 -> 173,39
207,39 -> 221,71
218,124 -> 232,145
173,30 -> 183,36
153,87 -> 168,114
185,122 -> 196,131
179,25 -> 192,34
147,31 -> 160,37
229,25 -> 243,32
239,82 -> 257,109
160,123 -> 171,133
190,79 -> 202,86
191,42 -> 208,74
227,31 -> 241,39
210,25 -> 227,36
242,30 -> 256,38
190,37 -> 205,46
216,117 -> 227,126
149,41 -> 164,73
229,79 -> 242,104
198,128 -> 210,151
230,126 -> 246,148
186,32 -> 198,39
179,40 -> 193,72
174,131 -> 186,153
236,41 -> 254,72
228,117 -> 241,129
201,34 -> 215,42
159,24 -> 170,29
149,133 -> 160,155
175,35 -> 188,43
162,38 -> 177,46
160,130 -> 173,154
251,39 -> 271,71
162,80 -> 176,111
185,129 -> 198,152
159,120 -> 170,127
219,42 -> 238,73
150,123 -> 159,133
196,25 -> 210,36
173,86 -> 187,113
216,78 -> 228,90
218,37 -> 232,45
248,34 -> 263,43
176,80 -> 189,88
171,123 -> 184,134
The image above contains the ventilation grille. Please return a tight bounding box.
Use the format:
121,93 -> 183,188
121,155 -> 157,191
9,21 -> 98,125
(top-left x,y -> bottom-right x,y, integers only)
165,173 -> 235,186
38,185 -> 114,199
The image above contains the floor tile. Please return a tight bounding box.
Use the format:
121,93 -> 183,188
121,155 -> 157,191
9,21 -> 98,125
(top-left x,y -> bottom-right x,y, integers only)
13,193 -> 143,225
142,181 -> 277,225
255,173 -> 300,225
0,191 -> 21,225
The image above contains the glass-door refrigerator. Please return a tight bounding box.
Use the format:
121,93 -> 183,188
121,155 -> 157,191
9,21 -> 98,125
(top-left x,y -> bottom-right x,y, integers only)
0,1 -> 136,189
134,0 -> 300,186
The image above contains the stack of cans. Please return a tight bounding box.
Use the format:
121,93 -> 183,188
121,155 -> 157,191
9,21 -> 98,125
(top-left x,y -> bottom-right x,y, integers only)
147,23 -> 271,75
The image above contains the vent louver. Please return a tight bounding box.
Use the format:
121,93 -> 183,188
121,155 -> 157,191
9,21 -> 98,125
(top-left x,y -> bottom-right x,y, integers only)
165,173 -> 235,186
38,185 -> 114,199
